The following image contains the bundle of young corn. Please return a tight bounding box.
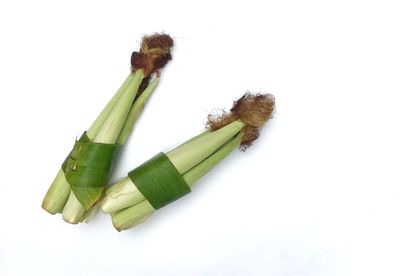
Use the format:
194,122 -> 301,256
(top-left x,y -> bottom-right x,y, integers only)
101,93 -> 275,231
42,33 -> 174,224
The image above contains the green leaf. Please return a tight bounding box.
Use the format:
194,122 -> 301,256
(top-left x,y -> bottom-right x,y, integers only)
128,152 -> 190,210
62,132 -> 120,209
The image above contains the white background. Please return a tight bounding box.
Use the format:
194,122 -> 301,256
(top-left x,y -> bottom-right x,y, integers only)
0,0 -> 399,275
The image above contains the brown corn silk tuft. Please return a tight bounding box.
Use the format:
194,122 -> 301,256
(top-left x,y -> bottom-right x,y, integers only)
131,33 -> 174,77
207,93 -> 275,150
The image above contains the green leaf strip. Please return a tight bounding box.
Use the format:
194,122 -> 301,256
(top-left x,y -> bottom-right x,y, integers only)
62,132 -> 120,209
128,152 -> 191,210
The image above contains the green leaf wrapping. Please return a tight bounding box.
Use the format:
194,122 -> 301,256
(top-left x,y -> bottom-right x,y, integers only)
128,153 -> 191,210
62,132 -> 120,210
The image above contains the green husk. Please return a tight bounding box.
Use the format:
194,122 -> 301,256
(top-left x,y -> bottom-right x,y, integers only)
101,177 -> 144,213
92,70 -> 144,143
102,121 -> 244,215
104,177 -> 127,196
87,73 -> 135,139
117,77 -> 159,145
107,91 -> 276,231
112,200 -> 155,231
110,131 -> 243,230
62,72 -> 164,223
62,192 -> 86,224
166,120 -> 244,174
183,133 -> 242,187
42,74 -> 135,214
101,131 -> 211,214
44,32 -> 175,223
103,130 -> 209,197
41,169 -> 71,214
62,70 -> 147,221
